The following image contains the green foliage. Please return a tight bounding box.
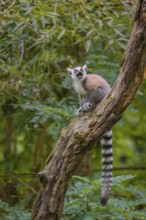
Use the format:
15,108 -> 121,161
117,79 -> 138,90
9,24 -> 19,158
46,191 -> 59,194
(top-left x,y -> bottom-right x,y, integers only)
0,0 -> 146,219
1,174 -> 146,220
63,175 -> 146,220
0,0 -> 138,171
0,199 -> 31,220
0,0 -> 123,175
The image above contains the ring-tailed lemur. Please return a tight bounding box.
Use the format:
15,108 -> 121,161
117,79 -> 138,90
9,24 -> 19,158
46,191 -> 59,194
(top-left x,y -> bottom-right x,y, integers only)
68,64 -> 113,206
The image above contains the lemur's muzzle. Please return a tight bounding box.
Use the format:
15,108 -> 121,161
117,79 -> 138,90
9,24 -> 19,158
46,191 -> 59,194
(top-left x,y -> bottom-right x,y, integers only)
76,72 -> 83,78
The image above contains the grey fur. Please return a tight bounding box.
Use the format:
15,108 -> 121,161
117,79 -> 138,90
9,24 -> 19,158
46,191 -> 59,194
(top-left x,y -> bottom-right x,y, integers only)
76,88 -> 106,115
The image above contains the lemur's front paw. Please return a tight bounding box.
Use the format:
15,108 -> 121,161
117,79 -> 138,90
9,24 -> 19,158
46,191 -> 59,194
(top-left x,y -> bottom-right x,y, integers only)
75,108 -> 82,116
75,103 -> 94,116
82,102 -> 93,112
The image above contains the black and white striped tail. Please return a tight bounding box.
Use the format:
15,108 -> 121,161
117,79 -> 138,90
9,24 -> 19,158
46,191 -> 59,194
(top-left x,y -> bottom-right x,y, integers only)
100,130 -> 113,206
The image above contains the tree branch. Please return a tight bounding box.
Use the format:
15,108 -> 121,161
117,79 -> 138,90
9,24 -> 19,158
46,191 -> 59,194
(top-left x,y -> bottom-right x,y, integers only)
32,1 -> 146,219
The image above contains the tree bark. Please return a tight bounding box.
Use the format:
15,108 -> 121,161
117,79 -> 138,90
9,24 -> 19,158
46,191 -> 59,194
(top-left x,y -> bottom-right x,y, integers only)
32,1 -> 146,220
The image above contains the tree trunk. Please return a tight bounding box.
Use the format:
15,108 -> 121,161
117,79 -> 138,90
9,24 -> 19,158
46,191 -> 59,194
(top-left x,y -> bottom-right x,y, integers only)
32,1 -> 146,219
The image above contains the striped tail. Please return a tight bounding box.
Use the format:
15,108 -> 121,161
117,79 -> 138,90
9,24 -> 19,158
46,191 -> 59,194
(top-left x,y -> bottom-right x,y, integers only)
100,130 -> 113,206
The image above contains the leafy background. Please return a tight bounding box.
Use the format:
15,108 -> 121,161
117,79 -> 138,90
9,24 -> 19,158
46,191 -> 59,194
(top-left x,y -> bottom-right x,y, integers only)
0,0 -> 146,219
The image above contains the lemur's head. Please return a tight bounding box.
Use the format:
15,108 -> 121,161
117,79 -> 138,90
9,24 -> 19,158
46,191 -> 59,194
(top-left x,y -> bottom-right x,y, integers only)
67,65 -> 87,81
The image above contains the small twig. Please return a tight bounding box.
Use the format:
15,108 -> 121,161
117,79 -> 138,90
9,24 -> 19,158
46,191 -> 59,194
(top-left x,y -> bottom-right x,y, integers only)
17,178 -> 38,194
94,166 -> 146,172
0,166 -> 146,179
0,172 -> 36,177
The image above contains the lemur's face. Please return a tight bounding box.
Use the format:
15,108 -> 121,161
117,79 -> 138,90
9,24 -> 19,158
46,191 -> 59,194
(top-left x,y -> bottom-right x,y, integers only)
68,65 -> 87,80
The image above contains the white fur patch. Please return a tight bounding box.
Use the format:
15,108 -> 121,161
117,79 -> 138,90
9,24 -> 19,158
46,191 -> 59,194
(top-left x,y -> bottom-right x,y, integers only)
102,156 -> 113,163
102,172 -> 112,177
102,148 -> 112,155
103,164 -> 113,170
73,80 -> 88,96
104,130 -> 112,136
100,139 -> 112,146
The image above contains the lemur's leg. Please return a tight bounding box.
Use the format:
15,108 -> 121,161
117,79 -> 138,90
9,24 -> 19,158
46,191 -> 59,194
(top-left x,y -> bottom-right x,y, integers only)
79,95 -> 85,108
80,88 -> 109,112
81,93 -> 95,112
75,96 -> 85,116
76,88 -> 109,115
94,87 -> 109,104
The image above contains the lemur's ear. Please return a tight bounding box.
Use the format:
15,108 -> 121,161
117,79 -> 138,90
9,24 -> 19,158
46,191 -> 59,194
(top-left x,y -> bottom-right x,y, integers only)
82,64 -> 87,72
67,68 -> 74,76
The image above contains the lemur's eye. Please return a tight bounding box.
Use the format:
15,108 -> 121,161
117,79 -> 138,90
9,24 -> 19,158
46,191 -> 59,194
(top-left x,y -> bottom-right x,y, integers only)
74,69 -> 78,73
